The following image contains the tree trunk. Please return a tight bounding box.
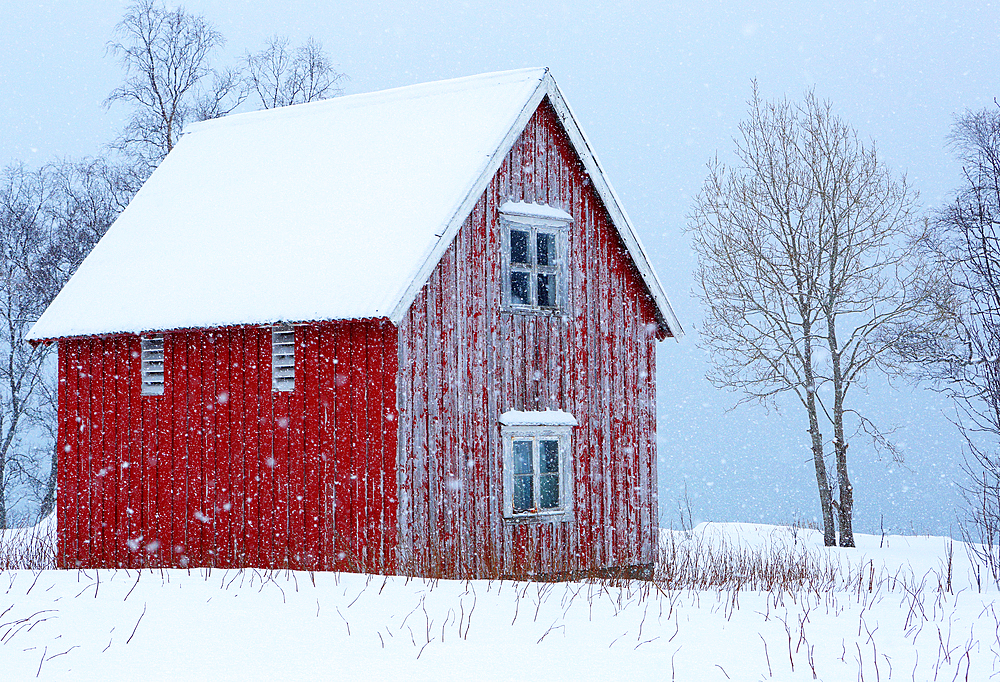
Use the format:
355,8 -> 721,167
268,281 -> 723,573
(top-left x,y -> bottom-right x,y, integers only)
39,448 -> 57,520
826,288 -> 855,547
802,318 -> 836,546
807,391 -> 836,546
831,345 -> 855,546
835,438 -> 854,546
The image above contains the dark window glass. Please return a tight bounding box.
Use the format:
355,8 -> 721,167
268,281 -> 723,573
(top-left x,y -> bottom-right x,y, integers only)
539,474 -> 559,509
537,232 -> 555,266
511,271 -> 530,305
513,475 -> 533,512
540,440 -> 560,473
511,229 -> 529,265
513,440 -> 533,474
537,273 -> 555,308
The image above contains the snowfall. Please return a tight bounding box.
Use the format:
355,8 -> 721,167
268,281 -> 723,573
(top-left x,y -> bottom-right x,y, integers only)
1,519 -> 995,680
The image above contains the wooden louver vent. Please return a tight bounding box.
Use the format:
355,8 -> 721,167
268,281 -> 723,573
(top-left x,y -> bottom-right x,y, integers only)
272,325 -> 295,392
140,335 -> 165,396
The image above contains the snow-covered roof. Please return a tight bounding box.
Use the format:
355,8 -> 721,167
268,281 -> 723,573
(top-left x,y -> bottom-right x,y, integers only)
28,68 -> 681,341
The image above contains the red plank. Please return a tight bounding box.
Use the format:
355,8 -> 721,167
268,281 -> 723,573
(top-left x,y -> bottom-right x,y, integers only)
57,341 -> 76,567
158,332 -> 175,566
112,336 -> 127,567
288,326 -> 305,568
348,322 -> 366,569
409,292 -> 429,571
318,323 -> 337,570
244,327 -> 262,567
302,324 -> 321,570
216,330 -> 233,566
123,336 -> 140,567
229,327 -> 246,566
382,321 -> 399,573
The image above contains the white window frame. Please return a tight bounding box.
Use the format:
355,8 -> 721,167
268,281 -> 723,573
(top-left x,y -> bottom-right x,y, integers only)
500,204 -> 571,313
271,324 -> 295,392
140,334 -> 165,396
501,423 -> 574,522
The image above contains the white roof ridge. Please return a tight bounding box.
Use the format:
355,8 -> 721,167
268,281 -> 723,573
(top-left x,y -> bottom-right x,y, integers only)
183,67 -> 549,137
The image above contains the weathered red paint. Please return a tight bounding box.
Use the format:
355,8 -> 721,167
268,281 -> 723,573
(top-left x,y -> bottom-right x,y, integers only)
56,320 -> 398,570
396,99 -> 663,577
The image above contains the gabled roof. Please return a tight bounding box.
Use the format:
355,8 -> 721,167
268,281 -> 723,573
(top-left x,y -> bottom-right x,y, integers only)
28,68 -> 682,342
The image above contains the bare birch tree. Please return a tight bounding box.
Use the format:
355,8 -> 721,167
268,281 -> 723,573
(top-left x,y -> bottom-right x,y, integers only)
0,164 -> 56,528
246,36 -> 346,109
105,0 -> 245,175
689,86 -> 928,547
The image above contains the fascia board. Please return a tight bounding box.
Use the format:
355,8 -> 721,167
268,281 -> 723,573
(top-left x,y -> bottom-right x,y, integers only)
542,77 -> 684,340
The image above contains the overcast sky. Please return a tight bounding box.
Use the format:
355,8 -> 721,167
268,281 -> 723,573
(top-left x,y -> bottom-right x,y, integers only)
3,0 -> 998,534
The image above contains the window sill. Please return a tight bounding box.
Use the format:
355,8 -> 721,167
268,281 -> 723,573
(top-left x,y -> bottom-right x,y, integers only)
501,306 -> 568,318
503,509 -> 574,524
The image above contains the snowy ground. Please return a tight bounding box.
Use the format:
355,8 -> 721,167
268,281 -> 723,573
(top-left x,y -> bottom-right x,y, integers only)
1,522 -> 996,680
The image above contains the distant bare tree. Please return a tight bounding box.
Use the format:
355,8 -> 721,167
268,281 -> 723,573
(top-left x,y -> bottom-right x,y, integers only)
689,86 -> 930,547
105,0 -> 246,174
247,36 -> 345,109
0,164 -> 56,528
899,107 -> 1000,582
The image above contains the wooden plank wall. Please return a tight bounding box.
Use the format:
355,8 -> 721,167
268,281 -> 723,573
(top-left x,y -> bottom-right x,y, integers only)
56,318 -> 398,571
397,99 -> 663,578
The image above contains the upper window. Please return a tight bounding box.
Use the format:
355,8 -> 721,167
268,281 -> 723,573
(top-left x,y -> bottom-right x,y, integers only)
500,410 -> 576,521
500,201 -> 571,313
272,325 -> 295,392
140,334 -> 165,396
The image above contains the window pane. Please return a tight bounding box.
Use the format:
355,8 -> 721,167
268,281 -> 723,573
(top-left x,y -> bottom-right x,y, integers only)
536,232 -> 555,266
513,475 -> 534,512
537,273 -> 555,307
511,229 -> 529,265
539,474 -> 559,509
511,271 -> 530,305
540,440 -> 560,473
513,440 -> 533,474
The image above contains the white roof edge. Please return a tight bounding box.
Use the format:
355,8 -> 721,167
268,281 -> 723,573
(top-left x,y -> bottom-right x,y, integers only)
388,69 -> 682,339
541,76 -> 683,340
389,69 -> 551,324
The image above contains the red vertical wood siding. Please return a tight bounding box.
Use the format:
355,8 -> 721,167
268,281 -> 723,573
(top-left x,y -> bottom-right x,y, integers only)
397,99 -> 663,577
56,319 -> 398,571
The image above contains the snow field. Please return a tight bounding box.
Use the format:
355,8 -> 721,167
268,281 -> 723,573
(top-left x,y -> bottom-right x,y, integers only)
0,522 -> 995,680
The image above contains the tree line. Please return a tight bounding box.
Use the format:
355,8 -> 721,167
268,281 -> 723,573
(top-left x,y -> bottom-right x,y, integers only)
0,0 -> 344,527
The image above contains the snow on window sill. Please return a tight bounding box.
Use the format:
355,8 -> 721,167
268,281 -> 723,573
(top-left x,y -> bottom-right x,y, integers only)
499,409 -> 578,427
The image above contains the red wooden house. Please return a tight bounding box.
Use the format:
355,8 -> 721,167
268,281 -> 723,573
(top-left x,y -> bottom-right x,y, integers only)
28,68 -> 681,578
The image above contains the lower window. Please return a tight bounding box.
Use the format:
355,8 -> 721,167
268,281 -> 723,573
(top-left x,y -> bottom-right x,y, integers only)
501,413 -> 574,520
